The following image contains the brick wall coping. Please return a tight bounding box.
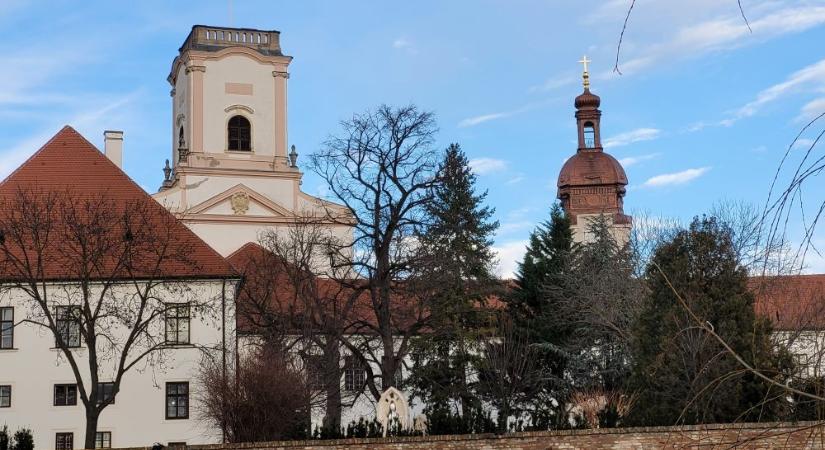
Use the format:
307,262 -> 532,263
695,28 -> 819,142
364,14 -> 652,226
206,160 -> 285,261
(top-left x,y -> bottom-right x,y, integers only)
113,421 -> 825,449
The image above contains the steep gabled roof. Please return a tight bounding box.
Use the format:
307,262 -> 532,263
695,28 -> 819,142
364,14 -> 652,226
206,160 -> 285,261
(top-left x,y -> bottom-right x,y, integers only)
751,274 -> 825,331
0,126 -> 235,280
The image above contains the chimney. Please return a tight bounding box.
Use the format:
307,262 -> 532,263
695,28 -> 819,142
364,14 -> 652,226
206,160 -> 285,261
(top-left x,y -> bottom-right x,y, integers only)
104,130 -> 124,168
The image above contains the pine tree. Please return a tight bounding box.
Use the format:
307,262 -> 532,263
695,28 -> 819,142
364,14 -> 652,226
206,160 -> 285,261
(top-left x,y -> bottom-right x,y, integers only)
506,203 -> 575,428
409,143 -> 499,434
509,204 -> 574,332
627,216 -> 792,426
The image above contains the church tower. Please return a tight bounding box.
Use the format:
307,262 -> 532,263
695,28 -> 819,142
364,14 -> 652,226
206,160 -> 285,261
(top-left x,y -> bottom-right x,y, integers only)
557,57 -> 631,244
153,26 -> 351,257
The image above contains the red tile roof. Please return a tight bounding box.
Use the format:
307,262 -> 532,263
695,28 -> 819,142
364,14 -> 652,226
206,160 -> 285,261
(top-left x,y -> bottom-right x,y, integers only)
227,242 -> 430,335
751,274 -> 825,331
0,126 -> 235,280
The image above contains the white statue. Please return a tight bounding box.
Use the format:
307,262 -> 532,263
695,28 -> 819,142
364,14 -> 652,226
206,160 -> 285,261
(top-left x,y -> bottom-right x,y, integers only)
376,387 -> 411,436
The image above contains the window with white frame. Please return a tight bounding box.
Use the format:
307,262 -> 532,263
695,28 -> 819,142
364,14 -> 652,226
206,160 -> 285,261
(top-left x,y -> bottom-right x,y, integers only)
344,355 -> 366,392
165,303 -> 191,345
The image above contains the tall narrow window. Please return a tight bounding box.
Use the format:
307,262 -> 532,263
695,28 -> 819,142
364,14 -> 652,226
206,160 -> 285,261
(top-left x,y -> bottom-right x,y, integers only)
227,115 -> 251,151
178,126 -> 185,149
0,307 -> 12,349
165,303 -> 191,345
0,385 -> 10,407
166,382 -> 189,419
56,433 -> 74,450
583,122 -> 596,148
344,355 -> 366,392
55,306 -> 81,348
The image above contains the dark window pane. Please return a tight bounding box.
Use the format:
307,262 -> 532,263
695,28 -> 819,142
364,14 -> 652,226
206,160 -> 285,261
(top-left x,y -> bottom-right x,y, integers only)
1,307 -> 13,349
227,116 -> 251,151
56,433 -> 73,450
166,382 -> 189,419
0,385 -> 10,407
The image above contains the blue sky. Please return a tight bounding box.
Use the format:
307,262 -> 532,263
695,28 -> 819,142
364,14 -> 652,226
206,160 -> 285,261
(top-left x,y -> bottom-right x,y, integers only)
1,0 -> 824,276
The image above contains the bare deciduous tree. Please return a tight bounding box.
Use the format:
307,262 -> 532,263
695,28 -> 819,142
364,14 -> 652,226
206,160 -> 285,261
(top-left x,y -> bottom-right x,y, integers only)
0,188 -> 230,449
198,344 -> 311,442
310,104 -> 440,401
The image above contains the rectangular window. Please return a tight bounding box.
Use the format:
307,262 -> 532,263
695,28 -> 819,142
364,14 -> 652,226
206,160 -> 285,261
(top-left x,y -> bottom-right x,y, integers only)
344,356 -> 366,392
0,385 -> 10,408
98,382 -> 115,406
55,305 -> 81,348
165,303 -> 191,345
95,431 -> 112,449
56,433 -> 73,450
54,384 -> 78,406
304,354 -> 325,390
165,382 -> 189,419
0,307 -> 13,349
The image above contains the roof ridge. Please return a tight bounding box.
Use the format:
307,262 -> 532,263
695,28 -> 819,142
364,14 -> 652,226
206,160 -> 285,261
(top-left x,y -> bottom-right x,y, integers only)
0,125 -> 78,187
0,126 -> 236,279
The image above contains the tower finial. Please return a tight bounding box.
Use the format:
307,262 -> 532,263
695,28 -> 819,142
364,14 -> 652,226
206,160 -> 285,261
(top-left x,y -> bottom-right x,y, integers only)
578,55 -> 591,90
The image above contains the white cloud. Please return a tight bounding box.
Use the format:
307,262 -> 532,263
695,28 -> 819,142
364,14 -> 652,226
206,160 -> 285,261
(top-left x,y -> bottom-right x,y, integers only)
0,91 -> 141,181
603,128 -> 661,148
792,138 -> 817,150
469,157 -> 508,175
498,221 -> 533,236
459,111 -> 514,127
392,38 -> 411,49
688,59 -> 825,131
529,74 -> 576,93
600,4 -> 825,77
505,175 -> 525,185
735,59 -> 825,119
618,152 -> 660,167
493,240 -> 529,279
642,167 -> 711,188
798,97 -> 825,122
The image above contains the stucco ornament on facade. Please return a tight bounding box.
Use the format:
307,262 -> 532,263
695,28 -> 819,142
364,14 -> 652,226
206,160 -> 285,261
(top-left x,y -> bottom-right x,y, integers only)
230,192 -> 250,215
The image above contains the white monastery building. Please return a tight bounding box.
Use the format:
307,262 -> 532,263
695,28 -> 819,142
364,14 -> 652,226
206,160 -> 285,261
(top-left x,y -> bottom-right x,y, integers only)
1,24 -> 824,450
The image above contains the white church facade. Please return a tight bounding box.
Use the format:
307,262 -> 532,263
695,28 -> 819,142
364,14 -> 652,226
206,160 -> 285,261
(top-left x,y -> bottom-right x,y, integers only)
152,26 -> 351,258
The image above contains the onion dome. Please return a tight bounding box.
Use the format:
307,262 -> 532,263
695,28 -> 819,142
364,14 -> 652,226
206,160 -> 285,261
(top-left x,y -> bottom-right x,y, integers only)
557,150 -> 628,189
574,89 -> 601,110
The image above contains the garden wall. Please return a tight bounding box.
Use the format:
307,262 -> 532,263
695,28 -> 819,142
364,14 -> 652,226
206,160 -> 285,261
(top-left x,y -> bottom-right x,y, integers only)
119,421 -> 825,450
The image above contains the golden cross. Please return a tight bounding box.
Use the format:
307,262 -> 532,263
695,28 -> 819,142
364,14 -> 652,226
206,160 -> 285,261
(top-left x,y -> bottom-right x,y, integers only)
578,55 -> 591,74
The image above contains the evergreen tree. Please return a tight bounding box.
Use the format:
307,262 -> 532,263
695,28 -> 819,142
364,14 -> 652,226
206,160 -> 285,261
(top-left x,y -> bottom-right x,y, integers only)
506,203 -> 575,428
509,204 -> 574,335
627,216 -> 792,426
409,143 -> 499,433
563,217 -> 640,389
557,215 -> 643,427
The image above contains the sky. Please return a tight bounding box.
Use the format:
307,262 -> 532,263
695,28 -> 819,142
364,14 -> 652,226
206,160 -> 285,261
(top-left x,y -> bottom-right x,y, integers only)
0,0 -> 824,277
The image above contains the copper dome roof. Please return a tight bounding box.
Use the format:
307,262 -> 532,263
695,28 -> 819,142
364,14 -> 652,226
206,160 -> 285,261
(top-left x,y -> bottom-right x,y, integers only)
575,89 -> 601,110
557,150 -> 628,188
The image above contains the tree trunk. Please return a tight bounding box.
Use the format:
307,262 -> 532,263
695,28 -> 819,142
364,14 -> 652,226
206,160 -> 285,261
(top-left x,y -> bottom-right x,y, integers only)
83,409 -> 99,449
322,339 -> 342,434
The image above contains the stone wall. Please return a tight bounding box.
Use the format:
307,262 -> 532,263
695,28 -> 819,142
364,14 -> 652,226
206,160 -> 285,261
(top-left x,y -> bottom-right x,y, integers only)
120,422 -> 825,450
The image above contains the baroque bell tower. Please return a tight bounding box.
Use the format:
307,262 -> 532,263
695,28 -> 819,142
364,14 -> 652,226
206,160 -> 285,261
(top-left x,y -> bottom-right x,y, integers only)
557,56 -> 631,244
153,26 -> 351,257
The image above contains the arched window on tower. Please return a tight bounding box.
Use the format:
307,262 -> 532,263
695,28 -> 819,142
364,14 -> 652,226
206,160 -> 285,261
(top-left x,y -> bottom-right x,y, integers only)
583,122 -> 596,148
228,116 -> 251,151
178,126 -> 185,149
